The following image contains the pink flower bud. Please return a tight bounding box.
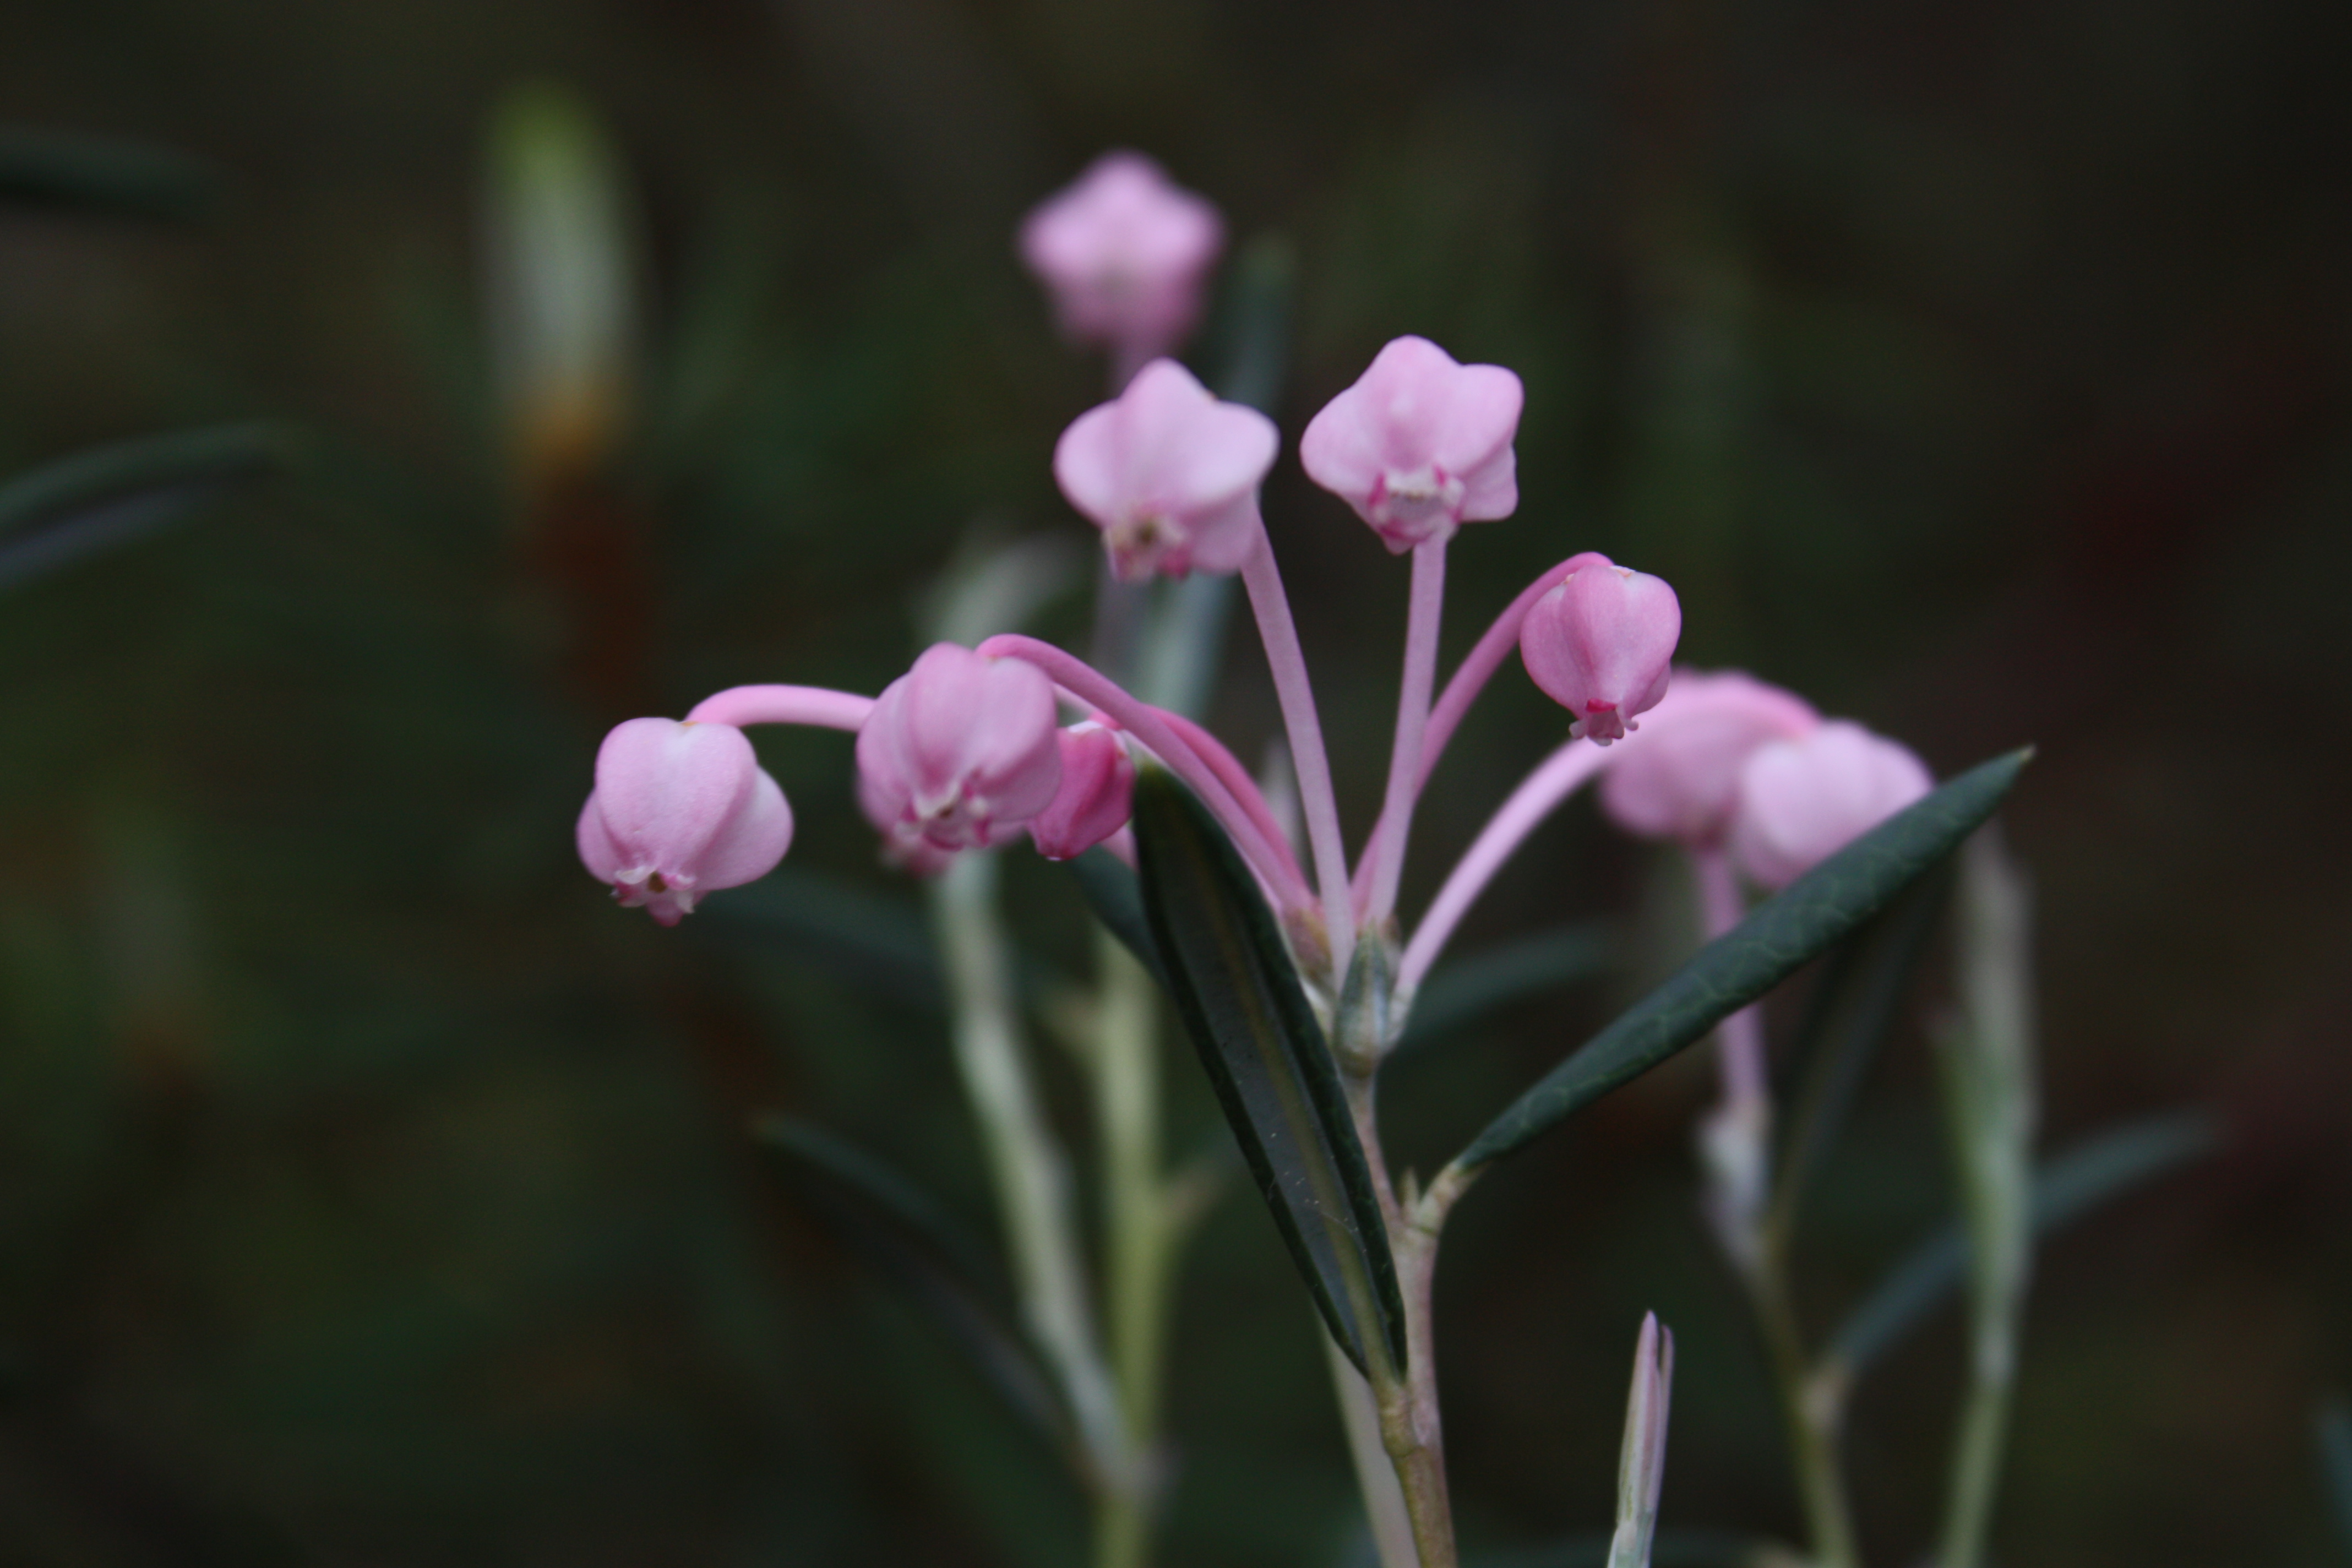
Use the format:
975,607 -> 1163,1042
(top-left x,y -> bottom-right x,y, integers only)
855,644 -> 1064,857
1053,358 -> 1280,581
1298,335 -> 1525,551
1729,721 -> 1935,890
576,718 -> 793,925
1019,151 -> 1223,372
1028,721 -> 1136,861
1600,670 -> 1821,847
1518,555 -> 1681,744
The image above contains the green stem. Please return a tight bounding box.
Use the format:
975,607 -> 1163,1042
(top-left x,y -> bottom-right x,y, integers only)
1936,1335 -> 2013,1568
1750,1229 -> 1860,1568
930,855 -> 1131,1501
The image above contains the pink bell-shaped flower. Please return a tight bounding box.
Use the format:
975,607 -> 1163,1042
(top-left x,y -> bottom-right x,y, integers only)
856,644 -> 1064,857
1519,555 -> 1681,744
1600,670 -> 1821,846
1729,721 -> 1935,890
1019,151 -> 1223,374
1298,335 -> 1525,551
1028,721 -> 1136,861
577,717 -> 794,925
1053,358 -> 1280,581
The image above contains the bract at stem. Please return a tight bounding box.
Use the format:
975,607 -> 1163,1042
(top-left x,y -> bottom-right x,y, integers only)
684,683 -> 876,732
1239,530 -> 1356,980
1397,736 -> 1611,999
1359,536 -> 1448,927
976,634 -> 1312,912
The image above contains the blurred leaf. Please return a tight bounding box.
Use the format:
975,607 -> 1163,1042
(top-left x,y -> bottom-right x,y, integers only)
1395,921 -> 1614,1055
0,423 -> 284,591
1064,846 -> 1166,989
699,868 -> 944,1013
0,128 -> 220,220
1204,233 -> 1298,415
2319,1397 -> 2352,1558
753,1115 -> 1070,1453
1456,750 -> 2032,1171
1131,768 -> 1407,1379
1770,868 -> 1952,1233
1825,1111 -> 2218,1378
1474,1528 -> 1794,1567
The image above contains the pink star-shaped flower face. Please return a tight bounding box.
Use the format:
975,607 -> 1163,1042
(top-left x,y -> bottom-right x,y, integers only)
1299,335 -> 1524,551
577,718 -> 793,924
1053,359 -> 1280,581
855,644 -> 1064,861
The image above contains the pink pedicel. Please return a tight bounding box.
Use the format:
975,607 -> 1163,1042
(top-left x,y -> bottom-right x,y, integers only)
1518,556 -> 1681,744
1729,720 -> 1935,889
855,644 -> 1064,862
1028,721 -> 1136,861
577,718 -> 794,925
1053,358 -> 1280,581
1019,151 -> 1224,375
1600,670 -> 1821,846
1298,335 -> 1524,552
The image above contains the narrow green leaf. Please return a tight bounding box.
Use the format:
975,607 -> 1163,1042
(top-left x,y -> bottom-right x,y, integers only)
1825,1111 -> 2217,1377
753,1115 -> 1070,1452
2317,1397 -> 2352,1557
1770,869 -> 1953,1234
1456,750 -> 2033,1172
0,423 -> 284,590
1131,768 -> 1408,1378
1395,921 -> 1614,1055
0,129 -> 220,221
1064,846 -> 1167,988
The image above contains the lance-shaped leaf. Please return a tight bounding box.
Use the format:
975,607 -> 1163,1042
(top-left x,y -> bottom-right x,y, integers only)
0,129 -> 220,221
1395,921 -> 1614,1055
1131,767 -> 1408,1378
1823,1110 -> 2217,1378
0,423 -> 284,591
2318,1397 -> 2352,1556
1455,749 -> 2032,1171
1064,845 -> 1167,989
753,1115 -> 1070,1453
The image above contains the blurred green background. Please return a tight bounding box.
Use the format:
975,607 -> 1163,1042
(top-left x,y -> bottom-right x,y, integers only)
2,0 -> 2346,1563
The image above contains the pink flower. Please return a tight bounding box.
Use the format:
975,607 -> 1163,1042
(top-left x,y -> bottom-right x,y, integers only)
1518,555 -> 1681,743
576,718 -> 793,925
1298,335 -> 1525,551
1729,721 -> 1935,890
1028,721 -> 1135,861
1053,358 -> 1280,581
856,644 -> 1064,859
1019,151 -> 1223,373
1600,670 -> 1821,847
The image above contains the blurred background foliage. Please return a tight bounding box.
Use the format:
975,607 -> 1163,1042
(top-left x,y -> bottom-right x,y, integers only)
1,0 -> 2346,1563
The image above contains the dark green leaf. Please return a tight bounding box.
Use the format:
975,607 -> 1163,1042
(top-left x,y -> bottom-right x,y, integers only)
1131,768 -> 1408,1378
0,423 -> 285,590
1395,921 -> 1614,1055
699,868 -> 944,1013
2317,1397 -> 2352,1557
1770,867 -> 1953,1233
1455,750 -> 2032,1171
752,1115 -> 1070,1451
1065,846 -> 1167,988
0,129 -> 220,221
1825,1110 -> 2218,1376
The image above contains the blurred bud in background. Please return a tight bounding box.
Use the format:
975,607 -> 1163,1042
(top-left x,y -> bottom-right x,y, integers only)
480,81 -> 649,711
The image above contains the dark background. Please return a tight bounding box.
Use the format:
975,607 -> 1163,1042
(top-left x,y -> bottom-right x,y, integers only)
2,0 -> 2346,1563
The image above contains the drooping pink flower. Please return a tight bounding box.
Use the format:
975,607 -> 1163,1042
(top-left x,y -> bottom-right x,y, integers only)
1053,358 -> 1280,581
1298,335 -> 1525,551
577,717 -> 793,924
856,644 -> 1064,860
1019,151 -> 1223,374
1600,670 -> 1821,847
1518,556 -> 1681,743
1028,721 -> 1136,861
1729,721 -> 1935,890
